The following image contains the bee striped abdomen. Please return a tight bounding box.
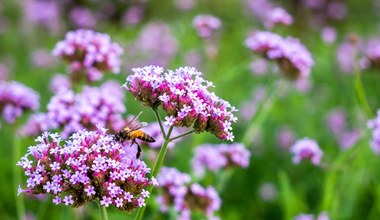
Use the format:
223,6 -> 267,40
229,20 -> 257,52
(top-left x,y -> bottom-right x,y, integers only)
131,130 -> 155,142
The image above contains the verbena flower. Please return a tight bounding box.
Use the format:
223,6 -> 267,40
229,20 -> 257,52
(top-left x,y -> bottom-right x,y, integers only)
290,138 -> 323,165
0,81 -> 40,123
156,167 -> 221,220
336,34 -> 361,74
23,0 -> 61,34
17,125 -> 154,212
52,29 -> 123,82
276,126 -> 295,150
20,81 -> 124,138
192,14 -> 221,40
192,143 -> 250,177
69,7 -> 96,29
367,110 -> 380,153
362,38 -> 380,69
124,65 -> 238,141
265,7 -> 293,28
245,31 -> 314,80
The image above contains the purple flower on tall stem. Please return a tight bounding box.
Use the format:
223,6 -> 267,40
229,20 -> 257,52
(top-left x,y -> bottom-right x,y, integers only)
245,31 -> 314,80
192,14 -> 221,40
124,65 -> 238,141
156,167 -> 221,220
0,81 -> 40,123
17,125 -> 154,212
290,138 -> 323,165
264,7 -> 293,28
52,29 -> 123,82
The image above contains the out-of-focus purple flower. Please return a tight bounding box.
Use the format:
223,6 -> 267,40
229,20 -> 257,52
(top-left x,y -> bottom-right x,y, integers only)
294,212 -> 330,220
339,130 -> 361,150
258,182 -> 277,202
300,0 -> 325,9
126,22 -> 178,68
157,167 -> 221,219
192,14 -> 221,40
362,38 -> 380,69
175,0 -> 195,10
23,0 -> 61,34
0,81 -> 39,123
69,7 -> 97,29
276,126 -> 295,150
245,31 -> 314,80
321,26 -> 336,44
52,29 -> 123,82
250,58 -> 268,75
125,65 -> 238,141
49,74 -> 71,94
240,86 -> 266,121
327,2 -> 347,20
17,126 -> 154,211
317,212 -> 330,220
336,34 -> 361,74
192,143 -> 250,177
290,138 -> 323,165
122,6 -> 144,26
32,49 -> 57,68
20,81 -> 124,138
265,7 -> 293,28
367,110 -> 380,153
326,109 -> 346,136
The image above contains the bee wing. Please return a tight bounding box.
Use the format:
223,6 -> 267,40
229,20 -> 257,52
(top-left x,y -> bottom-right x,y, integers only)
125,111 -> 148,132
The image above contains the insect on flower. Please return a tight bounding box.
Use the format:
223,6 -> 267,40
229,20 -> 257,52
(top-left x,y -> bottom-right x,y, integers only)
114,112 -> 155,158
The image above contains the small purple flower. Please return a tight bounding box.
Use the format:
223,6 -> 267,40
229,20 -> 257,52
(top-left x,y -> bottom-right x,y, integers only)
122,6 -> 144,26
17,125 -> 154,211
276,126 -> 295,150
52,29 -> 123,82
321,27 -> 336,44
0,81 -> 40,123
124,66 -> 238,141
69,7 -> 96,29
290,138 -> 323,165
157,167 -> 221,219
264,7 -> 293,28
49,74 -> 71,93
20,81 -> 125,138
368,110 -> 380,153
245,31 -> 314,80
23,0 -> 61,34
336,34 -> 361,74
192,143 -> 250,177
294,212 -> 330,220
192,14 -> 221,40
362,38 -> 380,69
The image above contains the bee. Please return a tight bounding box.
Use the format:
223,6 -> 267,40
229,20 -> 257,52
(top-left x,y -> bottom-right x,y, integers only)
114,112 -> 155,159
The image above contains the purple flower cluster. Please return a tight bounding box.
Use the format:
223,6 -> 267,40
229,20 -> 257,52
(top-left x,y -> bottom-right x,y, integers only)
290,138 -> 323,165
124,65 -> 238,141
156,167 -> 221,220
23,0 -> 61,34
245,31 -> 314,80
245,0 -> 293,28
192,14 -> 221,40
361,38 -> 380,69
17,126 -> 155,211
0,81 -> 40,123
336,34 -> 361,74
20,81 -> 125,138
367,110 -> 380,154
52,29 -> 123,82
192,143 -> 250,177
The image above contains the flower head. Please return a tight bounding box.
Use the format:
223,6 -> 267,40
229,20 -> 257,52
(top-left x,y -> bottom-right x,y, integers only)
20,81 -> 125,138
124,65 -> 238,141
192,143 -> 250,177
17,125 -> 154,211
52,29 -> 123,82
0,81 -> 40,123
245,31 -> 314,80
192,14 -> 221,39
290,138 -> 323,165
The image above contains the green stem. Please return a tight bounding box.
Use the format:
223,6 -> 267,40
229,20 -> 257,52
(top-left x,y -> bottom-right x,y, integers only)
353,64 -> 373,118
99,204 -> 109,220
135,125 -> 174,220
169,130 -> 194,142
241,79 -> 281,146
13,129 -> 25,220
154,110 -> 166,138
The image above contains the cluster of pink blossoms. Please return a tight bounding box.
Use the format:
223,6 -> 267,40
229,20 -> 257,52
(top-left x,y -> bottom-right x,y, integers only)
156,167 -> 221,220
192,14 -> 221,40
20,81 -> 125,138
0,81 -> 40,123
17,126 -> 156,211
367,110 -> 380,154
124,65 -> 238,141
245,31 -> 314,80
290,138 -> 323,165
52,29 -> 123,82
192,143 -> 250,177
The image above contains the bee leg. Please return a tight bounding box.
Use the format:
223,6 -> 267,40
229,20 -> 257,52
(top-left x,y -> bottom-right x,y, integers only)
133,140 -> 142,159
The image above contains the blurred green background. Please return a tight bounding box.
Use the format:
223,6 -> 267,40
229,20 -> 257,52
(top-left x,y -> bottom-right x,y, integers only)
1,0 -> 380,219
